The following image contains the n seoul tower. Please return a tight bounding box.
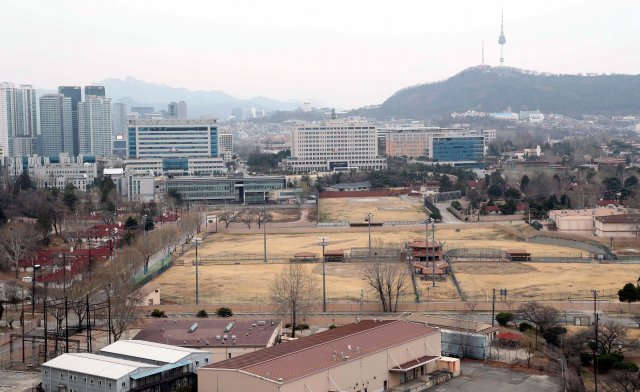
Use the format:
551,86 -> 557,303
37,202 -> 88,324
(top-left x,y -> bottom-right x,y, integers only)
498,11 -> 507,66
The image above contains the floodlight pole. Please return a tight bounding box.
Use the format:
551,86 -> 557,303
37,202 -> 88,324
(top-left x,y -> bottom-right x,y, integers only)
263,212 -> 268,263
195,238 -> 200,305
432,219 -> 436,288
592,289 -> 599,392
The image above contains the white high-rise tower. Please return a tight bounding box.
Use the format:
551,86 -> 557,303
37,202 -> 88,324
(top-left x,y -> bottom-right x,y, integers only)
79,95 -> 112,157
0,83 -> 37,157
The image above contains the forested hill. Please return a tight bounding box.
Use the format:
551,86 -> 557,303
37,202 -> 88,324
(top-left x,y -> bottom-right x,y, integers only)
355,66 -> 640,119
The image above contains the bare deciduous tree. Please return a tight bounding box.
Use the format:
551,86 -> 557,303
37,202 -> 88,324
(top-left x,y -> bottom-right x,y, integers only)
218,211 -> 240,229
363,261 -> 409,312
240,211 -> 255,229
257,209 -> 272,229
595,319 -> 629,354
0,224 -> 36,277
157,226 -> 180,256
178,212 -> 201,243
270,264 -> 318,337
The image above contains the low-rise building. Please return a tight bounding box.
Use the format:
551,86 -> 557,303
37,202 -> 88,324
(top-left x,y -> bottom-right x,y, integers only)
161,175 -> 287,204
594,214 -> 640,237
133,319 -> 282,363
199,320 -> 454,392
549,207 -> 632,235
41,340 -> 211,392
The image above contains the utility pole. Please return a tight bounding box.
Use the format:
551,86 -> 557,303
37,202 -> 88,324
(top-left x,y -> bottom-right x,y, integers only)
263,210 -> 268,263
492,288 -> 496,326
31,264 -> 41,316
592,289 -> 599,392
318,237 -> 330,312
194,237 -> 201,305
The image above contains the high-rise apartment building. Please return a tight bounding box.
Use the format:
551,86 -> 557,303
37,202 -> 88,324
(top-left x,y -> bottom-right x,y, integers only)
168,102 -> 178,118
84,85 -> 105,97
78,95 -> 112,157
58,86 -> 81,155
281,120 -> 386,173
40,94 -> 73,156
112,102 -> 127,136
127,119 -> 218,159
177,101 -> 187,119
0,83 -> 37,157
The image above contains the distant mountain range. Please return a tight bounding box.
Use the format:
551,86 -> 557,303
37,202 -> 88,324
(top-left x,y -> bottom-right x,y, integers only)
100,77 -> 316,118
352,66 -> 640,119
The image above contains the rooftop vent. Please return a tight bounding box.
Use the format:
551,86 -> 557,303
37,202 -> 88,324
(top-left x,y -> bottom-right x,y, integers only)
257,320 -> 266,326
188,323 -> 199,333
224,322 -> 234,332
231,335 -> 237,340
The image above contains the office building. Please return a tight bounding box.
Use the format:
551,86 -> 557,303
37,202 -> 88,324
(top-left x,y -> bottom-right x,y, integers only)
127,119 -> 218,159
79,95 -> 112,157
0,83 -> 37,157
381,126 -> 492,162
218,133 -> 233,161
112,102 -> 127,136
84,85 -> 105,97
162,175 -> 286,204
282,120 -> 386,173
41,340 -> 211,392
58,86 -> 82,155
431,135 -> 485,162
168,101 -> 178,118
5,153 -> 97,191
199,320 -> 457,392
40,94 -> 73,156
177,101 -> 187,119
131,106 -> 155,117
123,157 -> 226,176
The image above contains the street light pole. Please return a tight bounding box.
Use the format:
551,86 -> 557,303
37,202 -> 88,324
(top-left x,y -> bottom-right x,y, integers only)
365,212 -> 373,255
318,237 -> 330,312
263,212 -> 268,263
194,238 -> 201,305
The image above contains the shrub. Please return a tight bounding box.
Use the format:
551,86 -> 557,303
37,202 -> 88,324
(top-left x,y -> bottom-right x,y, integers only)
496,312 -> 514,327
450,201 -> 462,211
613,361 -> 639,372
518,322 -> 533,332
196,309 -> 209,318
285,323 -> 292,328
295,323 -> 310,330
329,324 -> 337,329
598,352 -> 624,373
150,309 -> 167,318
579,352 -> 592,367
215,307 -> 233,318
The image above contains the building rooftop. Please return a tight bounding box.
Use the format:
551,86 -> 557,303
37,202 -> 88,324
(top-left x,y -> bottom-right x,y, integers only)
43,353 -> 156,380
133,319 -> 280,348
549,207 -> 627,218
595,214 -> 640,224
100,340 -> 207,364
207,320 -> 437,383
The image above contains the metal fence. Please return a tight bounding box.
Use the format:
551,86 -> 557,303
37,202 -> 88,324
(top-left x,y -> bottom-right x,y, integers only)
187,248 -> 403,265
462,288 -> 618,303
528,234 -> 614,259
317,221 -> 349,227
134,255 -> 173,286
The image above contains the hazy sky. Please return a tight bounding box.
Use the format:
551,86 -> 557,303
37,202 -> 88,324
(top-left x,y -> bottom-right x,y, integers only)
2,0 -> 639,108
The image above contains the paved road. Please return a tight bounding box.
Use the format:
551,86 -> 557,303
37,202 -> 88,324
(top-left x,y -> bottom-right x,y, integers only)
436,203 -> 462,223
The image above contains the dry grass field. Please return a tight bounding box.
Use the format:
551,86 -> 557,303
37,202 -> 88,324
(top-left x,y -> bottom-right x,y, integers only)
319,196 -> 426,222
184,226 -> 584,259
152,262 -> 459,304
454,262 -> 640,299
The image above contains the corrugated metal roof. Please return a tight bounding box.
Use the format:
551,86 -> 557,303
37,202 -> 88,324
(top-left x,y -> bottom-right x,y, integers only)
209,320 -> 437,383
100,340 -> 207,364
42,353 -> 156,379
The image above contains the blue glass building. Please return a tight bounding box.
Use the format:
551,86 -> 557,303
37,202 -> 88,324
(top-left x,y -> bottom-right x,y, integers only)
432,136 -> 484,162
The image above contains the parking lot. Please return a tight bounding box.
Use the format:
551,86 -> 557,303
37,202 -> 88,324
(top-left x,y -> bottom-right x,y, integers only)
436,361 -> 561,392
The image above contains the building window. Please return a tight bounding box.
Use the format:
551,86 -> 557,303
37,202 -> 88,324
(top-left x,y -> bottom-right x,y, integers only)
228,353 -> 232,359
108,382 -> 112,388
61,373 -> 64,378
98,381 -> 102,386
90,379 -> 94,384
122,382 -> 126,387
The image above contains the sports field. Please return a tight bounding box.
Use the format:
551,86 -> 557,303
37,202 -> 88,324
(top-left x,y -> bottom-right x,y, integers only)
184,227 -> 584,259
319,196 -> 426,222
454,262 -> 639,299
152,262 -> 459,304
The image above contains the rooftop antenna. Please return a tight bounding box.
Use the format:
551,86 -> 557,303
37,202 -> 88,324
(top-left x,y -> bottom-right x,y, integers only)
498,11 -> 507,66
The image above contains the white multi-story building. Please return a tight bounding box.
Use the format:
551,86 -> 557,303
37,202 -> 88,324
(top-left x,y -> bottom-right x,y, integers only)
79,95 -> 112,157
40,94 -> 73,157
5,154 -> 97,191
112,102 -> 127,136
122,157 -> 226,177
127,119 -> 218,159
218,133 -> 234,161
0,83 -> 37,157
282,120 -> 386,173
